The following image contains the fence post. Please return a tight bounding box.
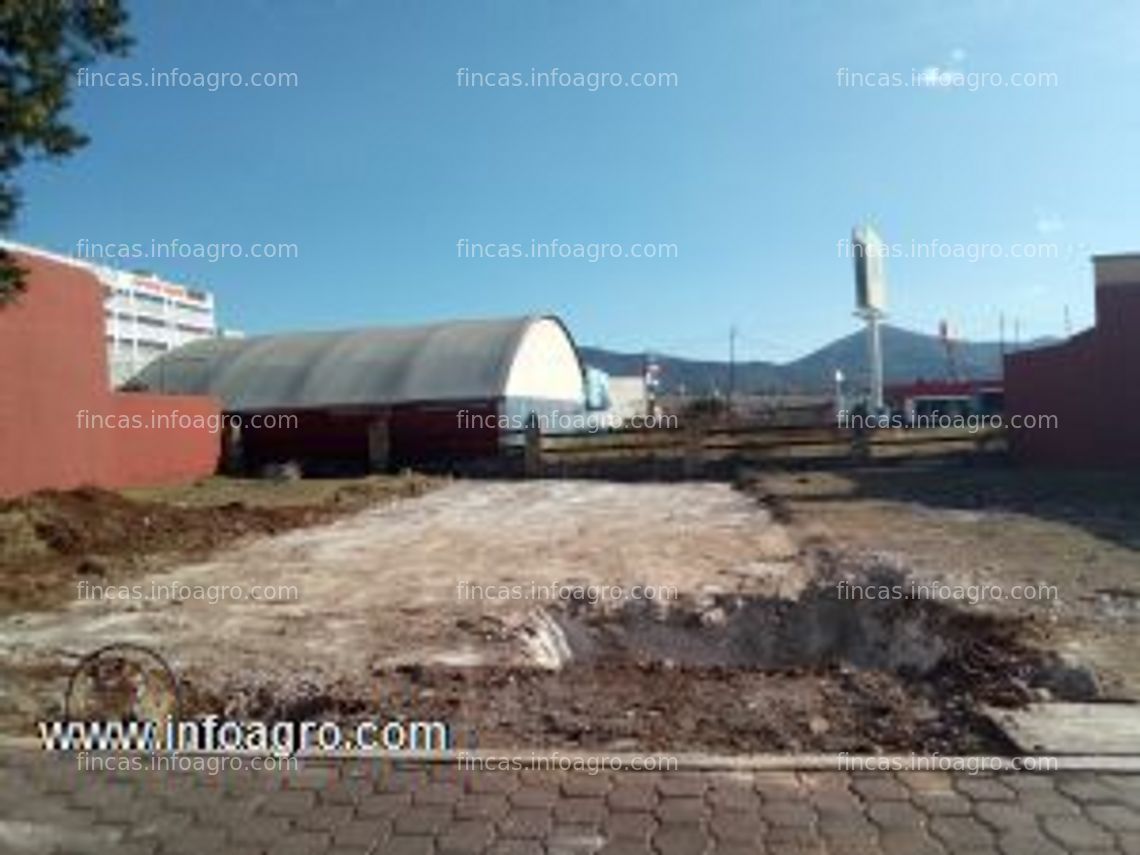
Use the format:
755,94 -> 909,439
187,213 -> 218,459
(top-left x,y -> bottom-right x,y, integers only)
524,416 -> 542,478
367,416 -> 390,474
683,421 -> 703,480
851,419 -> 871,463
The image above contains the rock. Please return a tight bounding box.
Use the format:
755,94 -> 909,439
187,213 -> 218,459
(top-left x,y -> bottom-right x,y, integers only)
809,715 -> 830,735
261,461 -> 303,481
75,557 -> 108,577
1037,654 -> 1100,701
700,606 -> 727,628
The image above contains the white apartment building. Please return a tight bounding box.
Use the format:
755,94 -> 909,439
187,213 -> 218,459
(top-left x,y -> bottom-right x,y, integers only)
100,267 -> 219,386
1,241 -> 226,386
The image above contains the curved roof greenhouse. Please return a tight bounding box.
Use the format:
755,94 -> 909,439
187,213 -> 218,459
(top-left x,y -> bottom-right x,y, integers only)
132,315 -> 586,412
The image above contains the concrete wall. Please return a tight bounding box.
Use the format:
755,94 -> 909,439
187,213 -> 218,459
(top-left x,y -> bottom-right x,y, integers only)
1004,256 -> 1140,467
0,252 -> 221,498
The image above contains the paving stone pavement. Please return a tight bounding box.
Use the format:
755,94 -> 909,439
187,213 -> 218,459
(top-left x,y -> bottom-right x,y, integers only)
1,750 -> 1139,854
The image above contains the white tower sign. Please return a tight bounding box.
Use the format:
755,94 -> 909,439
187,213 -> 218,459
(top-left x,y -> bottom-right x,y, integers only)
851,225 -> 888,413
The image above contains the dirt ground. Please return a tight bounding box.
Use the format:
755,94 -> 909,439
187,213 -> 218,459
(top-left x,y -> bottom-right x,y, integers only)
744,466 -> 1140,700
1,481 -> 801,718
5,471 -> 1129,754
0,474 -> 435,614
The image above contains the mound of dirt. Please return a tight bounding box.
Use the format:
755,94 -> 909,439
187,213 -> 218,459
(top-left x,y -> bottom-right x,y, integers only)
3,487 -> 302,559
176,561 -> 1079,756
0,476 -> 433,614
179,661 -> 1011,755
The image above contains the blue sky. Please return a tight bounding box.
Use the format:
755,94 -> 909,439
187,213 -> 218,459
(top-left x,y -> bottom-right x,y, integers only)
10,0 -> 1139,361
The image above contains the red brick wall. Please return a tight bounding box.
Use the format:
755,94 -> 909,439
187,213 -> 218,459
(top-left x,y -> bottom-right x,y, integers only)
0,252 -> 221,497
1005,278 -> 1140,467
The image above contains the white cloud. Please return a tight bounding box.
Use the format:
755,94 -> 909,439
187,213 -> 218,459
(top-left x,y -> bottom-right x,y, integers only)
1034,212 -> 1065,234
917,49 -> 969,89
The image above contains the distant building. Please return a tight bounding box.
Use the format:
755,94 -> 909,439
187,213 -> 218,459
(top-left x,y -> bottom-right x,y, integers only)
583,366 -> 611,410
885,379 -> 1004,421
100,268 -> 218,386
606,375 -> 651,423
0,242 -> 225,386
1004,254 -> 1140,466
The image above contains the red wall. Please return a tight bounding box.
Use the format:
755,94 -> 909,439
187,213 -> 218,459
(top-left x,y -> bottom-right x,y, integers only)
239,410 -> 373,467
389,402 -> 501,465
235,401 -> 501,471
100,393 -> 224,488
1005,274 -> 1140,467
0,252 -> 221,497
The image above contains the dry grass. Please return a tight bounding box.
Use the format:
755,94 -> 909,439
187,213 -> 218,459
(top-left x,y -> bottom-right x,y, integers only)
121,474 -> 432,509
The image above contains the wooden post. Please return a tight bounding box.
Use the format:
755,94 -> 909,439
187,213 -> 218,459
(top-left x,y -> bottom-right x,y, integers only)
367,416 -> 390,473
683,421 -> 703,480
524,414 -> 542,478
851,416 -> 870,463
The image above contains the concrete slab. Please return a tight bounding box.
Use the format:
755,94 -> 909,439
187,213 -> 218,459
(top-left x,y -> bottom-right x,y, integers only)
988,703 -> 1140,755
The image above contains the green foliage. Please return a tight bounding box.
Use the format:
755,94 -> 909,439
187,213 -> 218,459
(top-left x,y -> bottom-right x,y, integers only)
0,0 -> 132,304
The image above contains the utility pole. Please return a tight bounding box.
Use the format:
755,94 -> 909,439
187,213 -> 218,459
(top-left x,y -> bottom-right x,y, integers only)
642,351 -> 650,417
728,325 -> 738,417
642,351 -> 660,417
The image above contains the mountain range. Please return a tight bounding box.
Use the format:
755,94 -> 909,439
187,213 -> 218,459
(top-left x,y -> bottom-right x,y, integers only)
581,325 -> 1051,395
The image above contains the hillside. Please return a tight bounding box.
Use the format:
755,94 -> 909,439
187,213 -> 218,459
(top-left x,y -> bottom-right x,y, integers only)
581,325 -> 1043,395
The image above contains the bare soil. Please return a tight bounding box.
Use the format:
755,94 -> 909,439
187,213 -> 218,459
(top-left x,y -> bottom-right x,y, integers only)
4,474 -> 1116,754
743,466 -> 1140,699
181,560 -> 1056,754
0,474 -> 435,614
